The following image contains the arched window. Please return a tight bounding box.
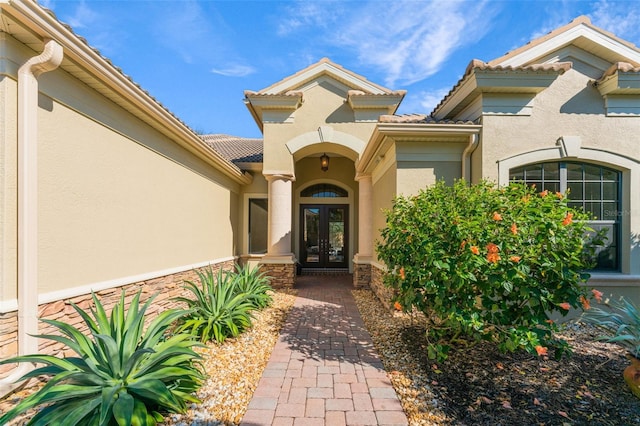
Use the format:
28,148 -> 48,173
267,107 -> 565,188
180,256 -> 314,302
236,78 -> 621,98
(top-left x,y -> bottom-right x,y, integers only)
510,162 -> 620,271
301,183 -> 348,198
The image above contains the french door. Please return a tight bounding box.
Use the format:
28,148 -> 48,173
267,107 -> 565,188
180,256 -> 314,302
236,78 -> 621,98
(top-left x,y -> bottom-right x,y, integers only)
300,204 -> 348,268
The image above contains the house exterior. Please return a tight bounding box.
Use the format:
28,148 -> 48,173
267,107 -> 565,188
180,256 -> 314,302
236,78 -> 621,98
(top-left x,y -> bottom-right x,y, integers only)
1,0 -> 639,394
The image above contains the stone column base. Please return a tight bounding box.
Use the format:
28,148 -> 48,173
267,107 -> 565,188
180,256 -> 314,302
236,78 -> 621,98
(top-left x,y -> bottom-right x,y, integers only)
259,254 -> 296,289
370,263 -> 394,310
353,262 -> 371,289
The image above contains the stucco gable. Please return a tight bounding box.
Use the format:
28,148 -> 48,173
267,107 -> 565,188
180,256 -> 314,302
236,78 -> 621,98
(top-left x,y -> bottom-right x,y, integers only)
488,16 -> 640,68
256,57 -> 396,95
244,58 -> 405,130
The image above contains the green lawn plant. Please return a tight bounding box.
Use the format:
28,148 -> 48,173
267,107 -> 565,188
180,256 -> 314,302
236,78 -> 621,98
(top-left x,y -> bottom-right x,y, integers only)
232,263 -> 273,309
377,180 -> 604,361
0,291 -> 204,426
174,266 -> 256,343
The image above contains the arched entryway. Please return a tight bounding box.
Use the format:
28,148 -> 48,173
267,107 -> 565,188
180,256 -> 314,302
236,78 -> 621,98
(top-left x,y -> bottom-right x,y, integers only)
293,156 -> 356,273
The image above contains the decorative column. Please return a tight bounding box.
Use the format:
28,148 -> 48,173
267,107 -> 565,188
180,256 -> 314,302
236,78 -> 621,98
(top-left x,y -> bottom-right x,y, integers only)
259,174 -> 296,288
353,174 -> 373,288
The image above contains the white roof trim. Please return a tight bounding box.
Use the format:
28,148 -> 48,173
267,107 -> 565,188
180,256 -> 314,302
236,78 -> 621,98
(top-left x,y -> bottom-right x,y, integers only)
495,24 -> 640,68
264,61 -> 388,95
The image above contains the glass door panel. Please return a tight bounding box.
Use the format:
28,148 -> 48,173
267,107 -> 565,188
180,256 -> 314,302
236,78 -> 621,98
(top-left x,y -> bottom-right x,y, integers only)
302,208 -> 320,265
300,204 -> 348,268
328,207 -> 345,265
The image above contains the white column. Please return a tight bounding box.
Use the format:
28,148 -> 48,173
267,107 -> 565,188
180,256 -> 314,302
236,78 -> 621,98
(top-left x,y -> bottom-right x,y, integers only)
355,174 -> 373,260
265,174 -> 295,258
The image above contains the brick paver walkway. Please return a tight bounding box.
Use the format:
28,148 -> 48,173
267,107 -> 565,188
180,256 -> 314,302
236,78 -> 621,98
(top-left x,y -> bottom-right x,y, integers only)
241,274 -> 408,426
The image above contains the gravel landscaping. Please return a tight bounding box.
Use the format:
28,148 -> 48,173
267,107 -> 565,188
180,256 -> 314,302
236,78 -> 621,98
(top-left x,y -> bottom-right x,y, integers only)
165,289 -> 296,425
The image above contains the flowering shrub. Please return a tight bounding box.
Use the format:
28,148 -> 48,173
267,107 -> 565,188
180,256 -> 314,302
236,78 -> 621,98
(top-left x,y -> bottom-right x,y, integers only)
376,180 -> 604,361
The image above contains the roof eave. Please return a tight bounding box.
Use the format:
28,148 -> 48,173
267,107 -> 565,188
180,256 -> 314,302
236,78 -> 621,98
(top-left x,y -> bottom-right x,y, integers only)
357,122 -> 481,175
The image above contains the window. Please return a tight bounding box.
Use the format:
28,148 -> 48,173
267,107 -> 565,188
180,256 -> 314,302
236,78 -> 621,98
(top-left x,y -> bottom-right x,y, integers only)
510,162 -> 620,271
301,183 -> 348,198
248,198 -> 268,254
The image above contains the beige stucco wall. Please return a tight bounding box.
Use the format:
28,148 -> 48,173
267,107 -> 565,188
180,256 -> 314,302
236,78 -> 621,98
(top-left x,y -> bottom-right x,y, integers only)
372,154 -> 397,264
261,77 -> 376,174
1,34 -> 239,303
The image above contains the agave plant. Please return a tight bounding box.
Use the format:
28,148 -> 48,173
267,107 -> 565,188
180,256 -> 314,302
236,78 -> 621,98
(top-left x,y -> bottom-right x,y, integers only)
232,263 -> 273,309
582,296 -> 640,399
0,291 -> 204,425
582,296 -> 640,359
175,267 -> 254,343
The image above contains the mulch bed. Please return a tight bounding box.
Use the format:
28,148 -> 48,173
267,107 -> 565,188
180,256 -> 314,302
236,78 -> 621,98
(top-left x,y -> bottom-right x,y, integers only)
353,289 -> 640,426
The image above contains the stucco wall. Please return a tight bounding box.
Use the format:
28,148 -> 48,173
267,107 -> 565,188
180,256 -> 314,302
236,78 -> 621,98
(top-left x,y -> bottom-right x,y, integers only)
1,35 -> 239,304
261,77 -> 376,174
372,157 -> 397,263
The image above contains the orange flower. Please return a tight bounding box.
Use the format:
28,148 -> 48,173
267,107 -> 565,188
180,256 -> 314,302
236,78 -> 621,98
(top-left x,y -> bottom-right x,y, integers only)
487,252 -> 501,264
555,192 -> 563,199
486,243 -> 499,253
394,301 -> 402,311
510,223 -> 518,235
460,240 -> 467,249
580,295 -> 591,310
493,212 -> 503,221
562,212 -> 573,226
545,319 -> 555,324
470,245 -> 480,255
540,190 -> 548,197
535,346 -> 548,356
399,267 -> 406,280
558,302 -> 571,311
522,195 -> 531,203
591,289 -> 603,303
510,255 -> 521,263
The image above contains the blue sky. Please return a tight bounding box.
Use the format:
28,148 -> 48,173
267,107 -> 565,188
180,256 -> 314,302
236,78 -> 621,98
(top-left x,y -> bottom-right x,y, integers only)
41,0 -> 640,138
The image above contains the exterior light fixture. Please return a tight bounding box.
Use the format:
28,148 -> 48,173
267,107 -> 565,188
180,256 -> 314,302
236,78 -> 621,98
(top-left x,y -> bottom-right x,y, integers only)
320,153 -> 329,172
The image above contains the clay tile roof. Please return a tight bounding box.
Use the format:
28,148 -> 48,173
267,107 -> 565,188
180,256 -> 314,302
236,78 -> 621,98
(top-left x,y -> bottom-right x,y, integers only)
465,59 -> 573,74
598,61 -> 640,81
379,114 -> 476,125
201,134 -> 264,163
432,59 -> 572,116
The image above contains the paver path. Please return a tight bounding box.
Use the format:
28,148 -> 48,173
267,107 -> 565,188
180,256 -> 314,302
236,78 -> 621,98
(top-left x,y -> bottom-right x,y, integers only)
241,274 -> 408,426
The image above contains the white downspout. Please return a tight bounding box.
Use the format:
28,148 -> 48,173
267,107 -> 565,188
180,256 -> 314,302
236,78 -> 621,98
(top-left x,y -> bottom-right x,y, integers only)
461,133 -> 479,183
0,40 -> 63,397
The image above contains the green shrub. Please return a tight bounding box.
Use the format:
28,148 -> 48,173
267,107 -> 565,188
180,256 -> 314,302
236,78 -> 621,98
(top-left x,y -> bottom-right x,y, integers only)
232,263 -> 273,309
0,291 -> 204,425
376,180 -> 604,361
582,295 -> 640,359
175,267 -> 254,343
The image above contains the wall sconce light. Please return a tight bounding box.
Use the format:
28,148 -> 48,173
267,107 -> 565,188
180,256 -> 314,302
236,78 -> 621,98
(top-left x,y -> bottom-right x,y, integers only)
320,153 -> 329,172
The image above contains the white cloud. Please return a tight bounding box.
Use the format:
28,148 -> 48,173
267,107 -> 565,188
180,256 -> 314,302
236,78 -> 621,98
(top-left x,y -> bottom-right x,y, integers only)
277,0 -> 496,87
590,0 -> 640,45
63,0 -> 97,29
398,87 -> 452,115
211,64 -> 256,77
